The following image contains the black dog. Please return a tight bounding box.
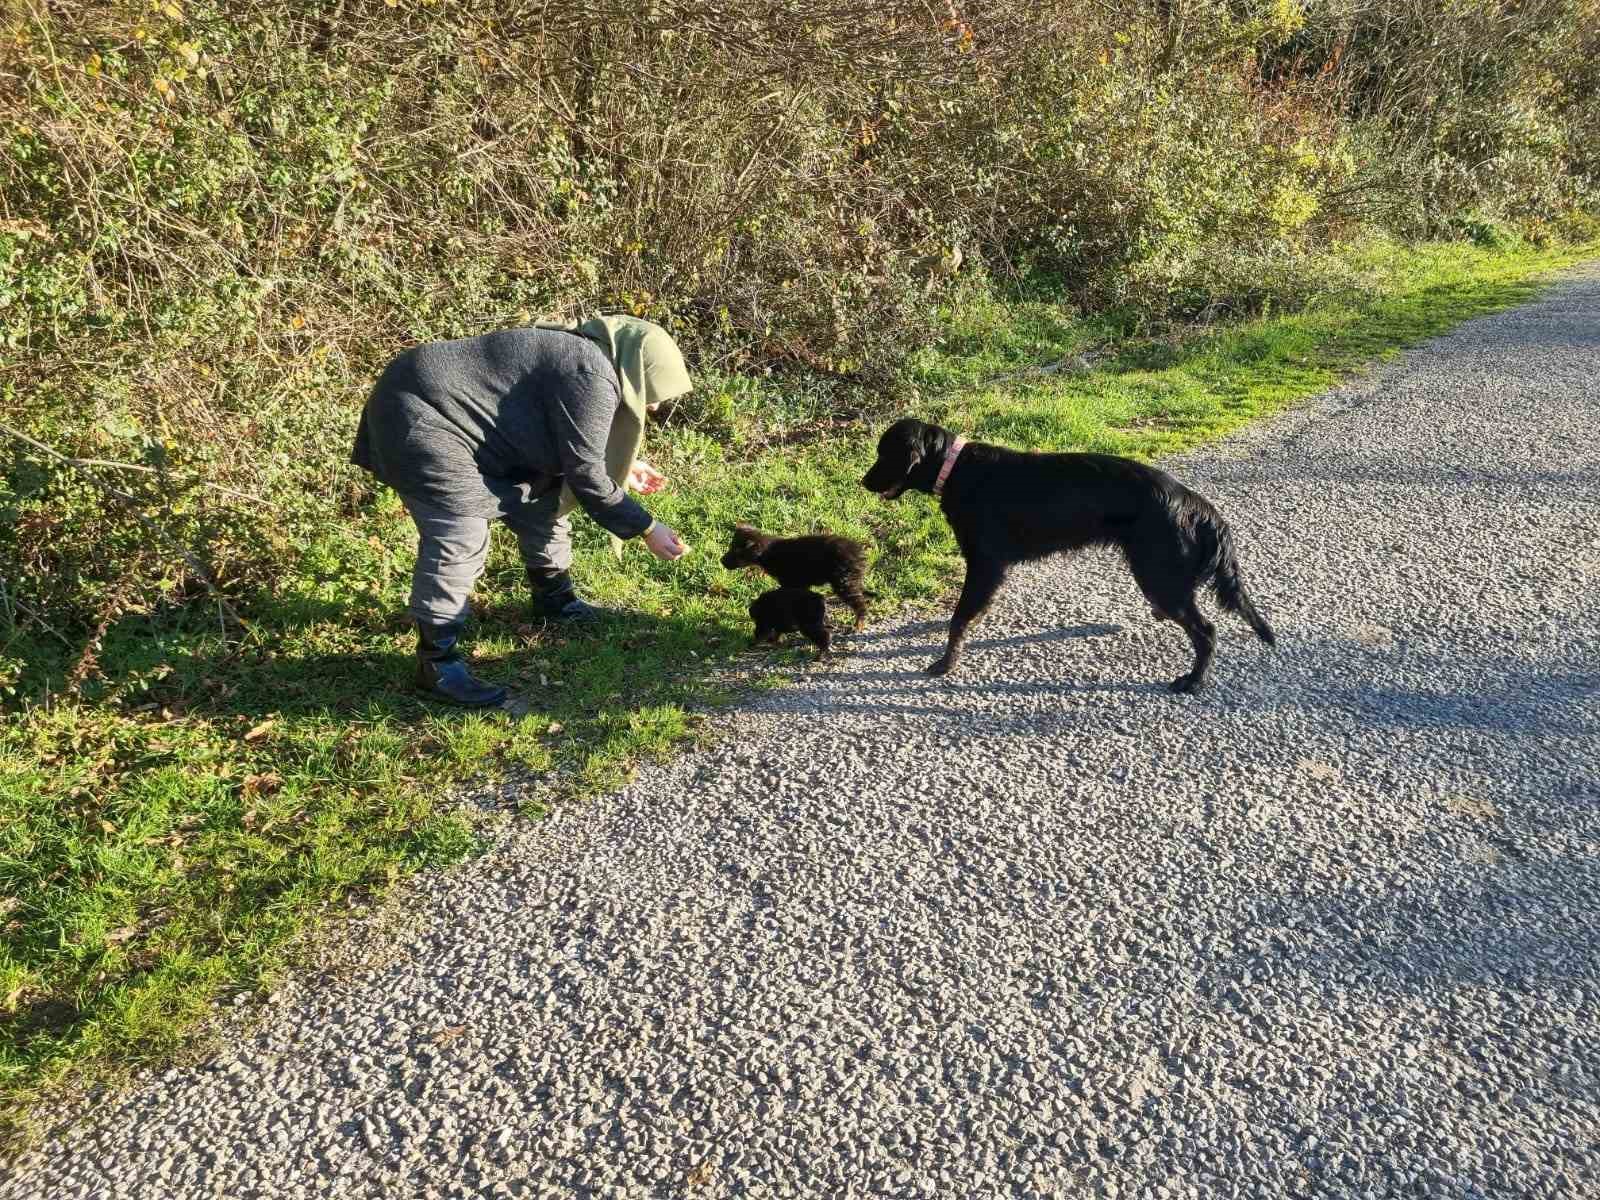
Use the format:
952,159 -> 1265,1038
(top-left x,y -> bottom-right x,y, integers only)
749,587 -> 831,655
721,525 -> 873,631
860,416 -> 1275,692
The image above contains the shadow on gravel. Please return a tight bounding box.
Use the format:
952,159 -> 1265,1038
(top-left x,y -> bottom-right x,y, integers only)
1202,783 -> 1600,1005
834,620 -> 1597,742
1259,651 -> 1600,740
1205,456 -> 1600,492
821,670 -> 1155,696
846,622 -> 1124,662
1313,677 -> 1600,738
848,619 -> 949,641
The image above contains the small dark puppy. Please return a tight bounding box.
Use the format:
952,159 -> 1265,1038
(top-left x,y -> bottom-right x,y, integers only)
749,587 -> 831,655
721,525 -> 873,631
860,416 -> 1276,693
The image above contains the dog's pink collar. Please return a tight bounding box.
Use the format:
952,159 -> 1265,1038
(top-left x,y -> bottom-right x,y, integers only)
932,436 -> 966,497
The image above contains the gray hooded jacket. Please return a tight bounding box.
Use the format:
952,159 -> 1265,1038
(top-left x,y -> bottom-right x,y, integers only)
351,327 -> 653,539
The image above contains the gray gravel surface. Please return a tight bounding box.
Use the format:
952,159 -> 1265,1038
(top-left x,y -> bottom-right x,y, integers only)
10,268 -> 1600,1199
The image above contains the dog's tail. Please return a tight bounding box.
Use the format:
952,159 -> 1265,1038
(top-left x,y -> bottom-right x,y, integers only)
1197,510 -> 1276,648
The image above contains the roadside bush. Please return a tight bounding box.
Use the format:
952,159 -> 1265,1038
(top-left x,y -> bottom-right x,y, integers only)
1264,0 -> 1600,228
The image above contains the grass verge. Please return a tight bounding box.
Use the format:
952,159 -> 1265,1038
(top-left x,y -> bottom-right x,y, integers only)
1,236 -> 1593,1141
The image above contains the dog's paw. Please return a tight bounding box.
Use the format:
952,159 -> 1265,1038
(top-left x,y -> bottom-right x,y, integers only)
925,656 -> 956,677
1168,673 -> 1207,694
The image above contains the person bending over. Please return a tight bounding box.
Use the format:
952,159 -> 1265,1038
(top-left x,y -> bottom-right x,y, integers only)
351,316 -> 691,707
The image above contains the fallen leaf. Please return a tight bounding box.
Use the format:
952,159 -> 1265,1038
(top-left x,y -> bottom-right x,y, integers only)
686,1161 -> 714,1188
105,925 -> 138,944
242,771 -> 284,798
431,1024 -> 467,1044
1297,759 -> 1339,782
243,719 -> 275,742
547,722 -> 564,735
1445,794 -> 1500,822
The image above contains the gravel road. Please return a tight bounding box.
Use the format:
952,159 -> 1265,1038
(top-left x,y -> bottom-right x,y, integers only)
10,268 -> 1600,1199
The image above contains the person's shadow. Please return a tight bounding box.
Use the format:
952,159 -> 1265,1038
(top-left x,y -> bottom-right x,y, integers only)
103,587 -> 747,728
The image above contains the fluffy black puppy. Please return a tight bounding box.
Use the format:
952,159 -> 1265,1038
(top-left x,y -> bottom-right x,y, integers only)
860,416 -> 1276,692
721,525 -> 873,631
749,587 -> 831,655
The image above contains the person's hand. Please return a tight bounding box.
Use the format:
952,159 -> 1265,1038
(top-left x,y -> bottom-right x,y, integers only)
644,521 -> 689,561
629,459 -> 667,495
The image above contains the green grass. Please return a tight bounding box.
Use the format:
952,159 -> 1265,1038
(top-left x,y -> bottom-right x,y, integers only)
1,235 -> 1593,1141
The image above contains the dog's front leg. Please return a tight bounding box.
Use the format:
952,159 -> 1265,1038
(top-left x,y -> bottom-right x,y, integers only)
927,557 -> 1006,676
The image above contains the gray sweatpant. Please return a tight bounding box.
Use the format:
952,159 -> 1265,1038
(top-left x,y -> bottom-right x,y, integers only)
401,493 -> 572,625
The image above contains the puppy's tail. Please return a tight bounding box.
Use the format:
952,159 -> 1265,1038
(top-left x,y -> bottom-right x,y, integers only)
1197,511 -> 1276,648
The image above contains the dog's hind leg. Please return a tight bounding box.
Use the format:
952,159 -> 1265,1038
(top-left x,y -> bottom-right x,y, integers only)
1167,599 -> 1217,694
833,581 -> 871,631
927,556 -> 1007,676
804,618 -> 832,657
1125,537 -> 1187,629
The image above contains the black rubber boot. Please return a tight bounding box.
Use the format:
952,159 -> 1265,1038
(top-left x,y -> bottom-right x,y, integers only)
529,569 -> 613,623
414,621 -> 507,708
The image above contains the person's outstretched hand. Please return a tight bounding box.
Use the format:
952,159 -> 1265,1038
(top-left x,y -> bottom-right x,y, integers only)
629,460 -> 667,494
644,521 -> 689,560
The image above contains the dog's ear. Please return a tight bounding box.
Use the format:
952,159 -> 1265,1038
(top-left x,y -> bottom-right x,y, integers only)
733,523 -> 757,536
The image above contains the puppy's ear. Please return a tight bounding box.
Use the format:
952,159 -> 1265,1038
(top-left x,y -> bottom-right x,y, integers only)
734,523 -> 757,536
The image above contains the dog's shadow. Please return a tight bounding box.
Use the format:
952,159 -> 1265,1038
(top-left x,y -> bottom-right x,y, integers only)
843,621 -> 1123,662
818,672 -> 1156,701
847,619 -> 947,642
